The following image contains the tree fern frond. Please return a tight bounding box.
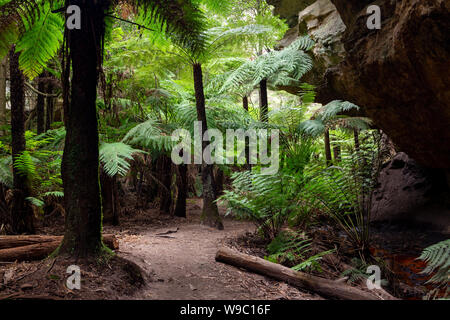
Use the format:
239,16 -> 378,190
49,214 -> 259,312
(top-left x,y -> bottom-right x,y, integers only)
99,142 -> 145,177
15,3 -> 64,79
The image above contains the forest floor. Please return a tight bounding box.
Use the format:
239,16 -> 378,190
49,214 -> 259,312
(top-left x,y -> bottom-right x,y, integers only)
0,199 -> 322,300
1,198 -> 445,300
110,198 -> 321,300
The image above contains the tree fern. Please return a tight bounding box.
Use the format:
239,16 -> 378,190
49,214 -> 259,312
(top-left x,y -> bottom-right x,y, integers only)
220,36 -> 314,93
122,117 -> 175,152
15,2 -> 64,79
99,142 -> 145,177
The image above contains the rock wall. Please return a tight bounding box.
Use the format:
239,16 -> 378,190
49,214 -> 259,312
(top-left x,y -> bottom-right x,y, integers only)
273,0 -> 450,170
371,153 -> 450,233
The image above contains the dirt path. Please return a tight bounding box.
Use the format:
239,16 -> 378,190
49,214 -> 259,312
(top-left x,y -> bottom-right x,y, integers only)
115,207 -> 321,300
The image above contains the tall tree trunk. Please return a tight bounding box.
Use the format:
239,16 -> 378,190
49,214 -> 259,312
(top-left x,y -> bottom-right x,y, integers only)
215,167 -> 224,196
242,96 -> 249,111
192,63 -> 223,230
157,155 -> 172,214
354,129 -> 360,152
259,79 -> 268,122
174,164 -> 187,218
45,76 -> 54,132
36,72 -> 45,134
333,145 -> 341,162
0,56 -> 7,136
324,128 -> 332,166
59,1 -> 105,257
100,170 -> 119,226
242,96 -> 251,169
9,46 -> 35,234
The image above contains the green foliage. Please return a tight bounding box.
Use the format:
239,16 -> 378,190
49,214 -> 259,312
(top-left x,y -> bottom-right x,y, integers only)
122,118 -> 174,153
299,133 -> 382,259
266,230 -> 311,265
15,2 -> 64,79
99,142 -> 145,177
265,230 -> 333,273
221,36 -> 314,93
219,170 -> 303,240
418,239 -> 450,299
0,156 -> 12,187
298,100 -> 371,138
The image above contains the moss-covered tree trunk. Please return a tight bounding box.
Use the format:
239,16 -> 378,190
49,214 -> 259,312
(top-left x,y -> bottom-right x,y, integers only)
192,63 -> 223,230
36,72 -> 45,134
259,79 -> 268,122
59,1 -> 105,257
174,164 -> 187,218
9,46 -> 35,234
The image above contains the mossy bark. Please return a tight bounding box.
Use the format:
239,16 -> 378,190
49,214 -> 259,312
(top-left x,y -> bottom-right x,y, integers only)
192,63 -> 223,230
9,46 -> 35,234
59,1 -> 106,257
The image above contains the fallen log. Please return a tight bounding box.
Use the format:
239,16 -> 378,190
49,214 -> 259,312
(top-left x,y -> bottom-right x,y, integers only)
0,234 -> 118,250
0,235 -> 119,262
215,246 -> 397,300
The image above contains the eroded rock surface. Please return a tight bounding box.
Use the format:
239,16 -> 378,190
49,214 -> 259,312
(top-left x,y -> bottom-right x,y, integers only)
273,0 -> 450,169
371,153 -> 450,233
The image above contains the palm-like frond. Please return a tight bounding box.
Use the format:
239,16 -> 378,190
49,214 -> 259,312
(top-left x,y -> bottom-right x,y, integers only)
122,117 -> 174,152
130,0 -> 207,55
15,2 -> 64,79
99,142 -> 145,177
221,35 -> 314,93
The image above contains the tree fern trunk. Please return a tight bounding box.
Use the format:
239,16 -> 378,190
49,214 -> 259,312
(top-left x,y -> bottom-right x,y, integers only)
59,1 -> 105,257
193,63 -> 223,230
324,128 -> 332,166
242,96 -> 249,111
36,72 -> 45,135
0,56 -> 7,136
158,155 -> 172,214
242,96 -> 251,169
9,46 -> 35,234
259,79 -> 268,122
45,76 -> 55,132
354,129 -> 360,152
174,164 -> 187,218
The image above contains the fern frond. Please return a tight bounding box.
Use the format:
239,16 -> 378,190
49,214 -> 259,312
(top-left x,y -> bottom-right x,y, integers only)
16,3 -> 64,79
99,142 -> 145,177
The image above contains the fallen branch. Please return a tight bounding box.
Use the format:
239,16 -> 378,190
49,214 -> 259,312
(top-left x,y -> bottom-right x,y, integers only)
215,246 -> 397,300
0,234 -> 118,250
0,234 -> 119,262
